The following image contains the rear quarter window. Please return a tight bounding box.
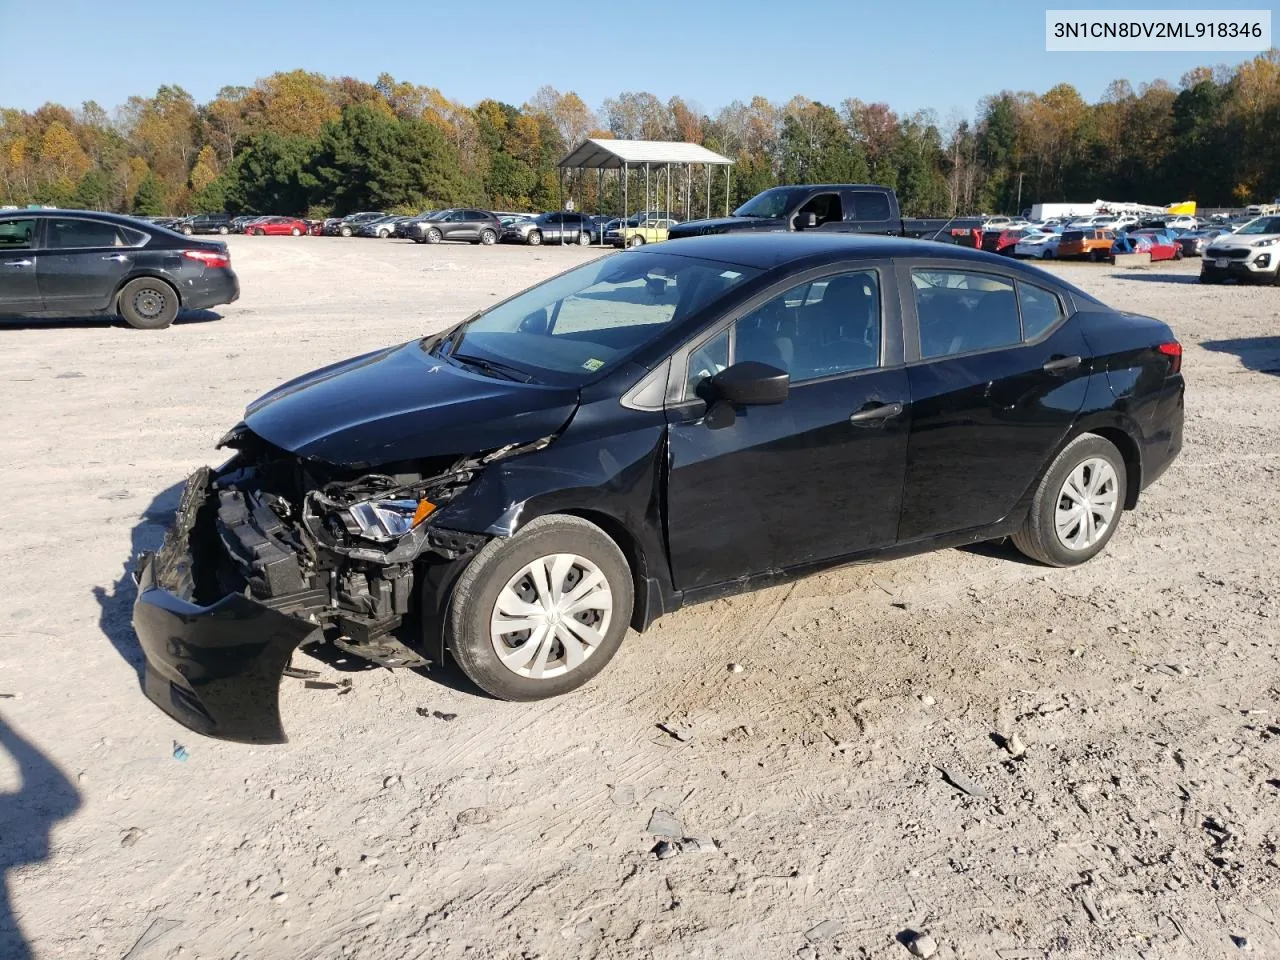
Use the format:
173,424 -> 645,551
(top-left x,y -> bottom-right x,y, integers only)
850,191 -> 891,221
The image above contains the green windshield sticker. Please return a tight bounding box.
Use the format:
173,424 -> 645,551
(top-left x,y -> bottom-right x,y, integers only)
582,358 -> 605,371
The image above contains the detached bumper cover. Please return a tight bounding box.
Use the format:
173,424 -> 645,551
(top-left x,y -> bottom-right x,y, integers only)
133,468 -> 319,744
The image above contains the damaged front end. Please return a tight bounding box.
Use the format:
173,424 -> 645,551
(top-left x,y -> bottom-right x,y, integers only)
132,429 -> 523,743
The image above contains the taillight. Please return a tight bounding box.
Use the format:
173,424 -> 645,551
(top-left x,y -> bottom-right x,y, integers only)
1157,341 -> 1182,374
183,249 -> 230,269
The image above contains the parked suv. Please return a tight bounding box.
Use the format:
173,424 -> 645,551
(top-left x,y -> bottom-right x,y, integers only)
503,212 -> 597,246
176,213 -> 233,236
408,209 -> 502,245
1201,216 -> 1280,284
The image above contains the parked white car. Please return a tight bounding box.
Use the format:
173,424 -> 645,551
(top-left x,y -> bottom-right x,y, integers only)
1165,215 -> 1199,230
1200,215 -> 1280,283
1014,231 -> 1063,259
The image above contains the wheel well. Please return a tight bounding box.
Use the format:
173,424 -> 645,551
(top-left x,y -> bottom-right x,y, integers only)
558,509 -> 651,630
1089,427 -> 1142,508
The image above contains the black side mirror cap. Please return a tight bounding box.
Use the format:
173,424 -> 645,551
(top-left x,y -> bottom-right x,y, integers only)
710,361 -> 790,406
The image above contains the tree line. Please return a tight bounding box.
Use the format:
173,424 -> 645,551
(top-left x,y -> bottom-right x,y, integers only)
1,54 -> 1276,220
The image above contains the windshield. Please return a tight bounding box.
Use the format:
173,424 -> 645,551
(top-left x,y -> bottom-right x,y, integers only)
732,187 -> 808,219
1236,216 -> 1280,235
429,252 -> 760,385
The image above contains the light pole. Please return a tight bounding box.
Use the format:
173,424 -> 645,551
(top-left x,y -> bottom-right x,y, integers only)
1015,171 -> 1024,215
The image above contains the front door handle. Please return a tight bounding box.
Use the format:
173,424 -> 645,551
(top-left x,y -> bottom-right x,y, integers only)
1043,355 -> 1082,374
101,254 -> 131,262
3,259 -> 33,268
849,401 -> 904,424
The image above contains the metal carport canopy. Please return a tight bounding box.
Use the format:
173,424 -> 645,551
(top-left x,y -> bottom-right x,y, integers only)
558,138 -> 733,170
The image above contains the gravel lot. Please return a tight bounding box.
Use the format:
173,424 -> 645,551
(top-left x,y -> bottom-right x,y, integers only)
1,236 -> 1277,960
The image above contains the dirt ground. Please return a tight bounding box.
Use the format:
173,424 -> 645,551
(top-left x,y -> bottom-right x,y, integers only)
0,236 -> 1277,960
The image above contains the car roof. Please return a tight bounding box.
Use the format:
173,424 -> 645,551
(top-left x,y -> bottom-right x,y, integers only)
661,232 -> 1057,272
0,208 -> 152,227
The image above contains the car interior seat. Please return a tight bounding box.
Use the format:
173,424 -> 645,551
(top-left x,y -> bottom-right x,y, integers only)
736,296 -> 794,372
792,276 -> 877,376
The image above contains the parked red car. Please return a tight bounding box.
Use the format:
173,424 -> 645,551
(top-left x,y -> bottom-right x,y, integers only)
1129,230 -> 1182,262
246,216 -> 309,237
980,229 -> 1026,256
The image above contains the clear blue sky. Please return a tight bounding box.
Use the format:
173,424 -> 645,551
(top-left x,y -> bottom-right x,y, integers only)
0,0 -> 1267,120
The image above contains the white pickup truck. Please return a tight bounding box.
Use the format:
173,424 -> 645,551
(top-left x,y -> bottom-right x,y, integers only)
1201,215 -> 1280,284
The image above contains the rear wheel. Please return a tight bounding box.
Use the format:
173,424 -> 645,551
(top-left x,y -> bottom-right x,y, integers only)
1042,249 -> 1054,260
340,225 -> 352,237
479,228 -> 497,245
578,231 -> 591,246
117,277 -> 180,330
448,515 -> 634,700
181,226 -> 194,236
253,228 -> 265,236
1012,434 -> 1126,567
290,227 -> 301,236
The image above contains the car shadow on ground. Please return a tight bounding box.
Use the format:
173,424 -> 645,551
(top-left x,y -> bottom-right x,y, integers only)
1105,272 -> 1203,284
0,715 -> 80,960
0,310 -> 223,331
92,480 -> 487,702
957,537 -> 1044,566
1200,337 -> 1280,376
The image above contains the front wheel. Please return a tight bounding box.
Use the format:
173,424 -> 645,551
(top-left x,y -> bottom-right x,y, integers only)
181,226 -> 194,236
253,228 -> 265,236
217,226 -> 229,235
117,277 -> 179,330
578,231 -> 591,246
290,227 -> 301,236
527,230 -> 543,246
628,235 -> 646,248
339,225 -> 352,237
447,515 -> 634,700
1012,434 -> 1126,567
1042,249 -> 1054,260
425,228 -> 442,244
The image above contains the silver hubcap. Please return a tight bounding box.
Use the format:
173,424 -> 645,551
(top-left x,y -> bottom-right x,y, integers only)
1055,458 -> 1118,551
490,553 -> 613,680
133,289 -> 165,319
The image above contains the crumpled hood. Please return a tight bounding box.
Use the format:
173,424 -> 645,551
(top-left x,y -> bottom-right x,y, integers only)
244,340 -> 580,466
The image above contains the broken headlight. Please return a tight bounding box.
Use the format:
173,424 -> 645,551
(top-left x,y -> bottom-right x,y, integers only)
346,498 -> 436,542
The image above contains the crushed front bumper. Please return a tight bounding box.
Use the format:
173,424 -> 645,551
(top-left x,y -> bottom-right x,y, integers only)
133,468 -> 320,744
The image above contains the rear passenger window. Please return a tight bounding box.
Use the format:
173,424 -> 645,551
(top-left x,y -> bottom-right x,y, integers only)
851,191 -> 891,221
45,218 -> 129,249
1017,282 -> 1063,340
0,218 -> 36,250
912,270 -> 1020,359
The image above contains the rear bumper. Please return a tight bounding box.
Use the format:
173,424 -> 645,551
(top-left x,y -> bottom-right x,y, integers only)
132,468 -> 319,744
184,270 -> 240,310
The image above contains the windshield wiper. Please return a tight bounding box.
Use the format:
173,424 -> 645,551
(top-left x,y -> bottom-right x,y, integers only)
450,353 -> 538,383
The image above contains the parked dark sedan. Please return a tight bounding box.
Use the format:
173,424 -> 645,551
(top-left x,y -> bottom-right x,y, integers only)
175,213 -> 234,236
408,209 -> 502,245
0,209 -> 239,328
133,234 -> 1183,742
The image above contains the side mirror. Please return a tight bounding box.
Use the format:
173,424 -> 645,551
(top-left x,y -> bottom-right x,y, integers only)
518,308 -> 550,334
794,212 -> 818,230
709,361 -> 789,406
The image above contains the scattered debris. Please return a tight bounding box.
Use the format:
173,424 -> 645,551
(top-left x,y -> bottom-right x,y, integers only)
304,680 -> 344,690
360,855 -> 380,866
657,721 -> 693,743
646,809 -> 684,838
55,371 -> 85,379
805,919 -> 844,941
1007,732 -> 1027,759
282,666 -> 320,680
335,867 -> 347,877
681,837 -> 719,855
416,707 -> 459,721
1081,892 -> 1102,924
382,775 -> 402,790
172,742 -> 189,763
120,827 -> 144,848
652,840 -> 679,860
0,692 -> 17,699
1230,934 -> 1251,950
935,764 -> 988,799
892,601 -> 913,611
727,662 -> 744,674
611,784 -> 636,807
121,918 -> 181,960
270,891 -> 288,903
920,694 -> 936,706
907,933 -> 938,958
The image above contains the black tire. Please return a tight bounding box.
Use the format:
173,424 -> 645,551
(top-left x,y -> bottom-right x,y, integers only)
479,229 -> 497,245
425,228 -> 442,244
217,226 -> 229,235
527,230 -> 542,246
578,231 -> 591,246
117,277 -> 179,330
447,515 -> 634,701
339,225 -> 352,237
1011,434 -> 1127,568
181,226 -> 194,236
1042,250 -> 1054,260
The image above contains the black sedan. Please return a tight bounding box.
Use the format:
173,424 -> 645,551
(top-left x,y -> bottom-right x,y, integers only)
0,209 -> 239,329
133,234 -> 1183,742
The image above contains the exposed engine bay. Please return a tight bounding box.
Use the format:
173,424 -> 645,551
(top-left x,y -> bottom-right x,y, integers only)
185,426 -> 546,668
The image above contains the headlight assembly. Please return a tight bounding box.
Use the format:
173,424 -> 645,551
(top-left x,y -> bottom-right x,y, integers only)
1253,238 -> 1278,247
346,498 -> 436,541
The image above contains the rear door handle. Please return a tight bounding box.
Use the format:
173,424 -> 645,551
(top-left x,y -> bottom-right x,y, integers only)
849,401 -> 904,424
1043,355 -> 1082,374
101,254 -> 130,262
3,259 -> 33,268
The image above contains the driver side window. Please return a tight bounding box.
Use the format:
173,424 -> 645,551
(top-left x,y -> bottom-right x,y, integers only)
797,192 -> 844,227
